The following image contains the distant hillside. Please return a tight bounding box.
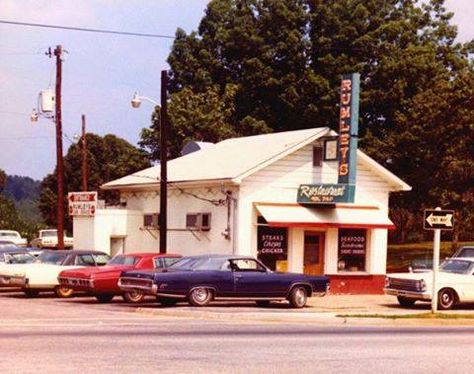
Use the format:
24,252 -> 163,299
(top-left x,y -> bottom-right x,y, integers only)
2,175 -> 42,224
3,175 -> 40,201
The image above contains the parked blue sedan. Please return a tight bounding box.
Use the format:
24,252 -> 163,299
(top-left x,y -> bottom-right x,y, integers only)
118,254 -> 329,308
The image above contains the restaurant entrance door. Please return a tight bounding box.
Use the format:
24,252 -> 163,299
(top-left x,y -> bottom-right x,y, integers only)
303,232 -> 325,275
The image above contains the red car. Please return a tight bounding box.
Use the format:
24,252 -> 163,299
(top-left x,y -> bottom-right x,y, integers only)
58,253 -> 181,303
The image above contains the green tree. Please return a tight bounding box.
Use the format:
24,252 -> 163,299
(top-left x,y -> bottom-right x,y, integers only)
140,0 -> 473,243
139,84 -> 270,159
39,133 -> 151,229
162,0 -> 470,140
0,169 -> 6,192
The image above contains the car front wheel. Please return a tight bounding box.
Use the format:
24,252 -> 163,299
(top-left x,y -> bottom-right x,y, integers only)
123,290 -> 144,304
438,288 -> 457,310
188,287 -> 213,306
288,286 -> 307,308
55,286 -> 73,298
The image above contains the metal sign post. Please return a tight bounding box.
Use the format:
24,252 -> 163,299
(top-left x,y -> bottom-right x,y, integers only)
431,224 -> 441,313
423,208 -> 455,313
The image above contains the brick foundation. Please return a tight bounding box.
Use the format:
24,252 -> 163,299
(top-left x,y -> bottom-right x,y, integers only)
327,274 -> 385,294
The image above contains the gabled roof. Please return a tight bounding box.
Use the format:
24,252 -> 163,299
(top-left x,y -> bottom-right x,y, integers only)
102,127 -> 332,189
102,127 -> 410,192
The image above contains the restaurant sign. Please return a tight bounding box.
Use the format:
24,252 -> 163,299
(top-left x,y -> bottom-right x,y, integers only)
68,191 -> 98,216
297,184 -> 355,204
338,73 -> 360,186
257,226 -> 288,256
338,229 -> 366,256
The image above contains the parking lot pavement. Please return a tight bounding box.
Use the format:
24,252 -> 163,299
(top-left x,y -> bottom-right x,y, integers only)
2,289 -> 474,326
132,293 -> 474,325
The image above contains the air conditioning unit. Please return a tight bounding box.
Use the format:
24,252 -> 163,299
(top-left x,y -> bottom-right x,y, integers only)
144,213 -> 160,228
186,213 -> 211,231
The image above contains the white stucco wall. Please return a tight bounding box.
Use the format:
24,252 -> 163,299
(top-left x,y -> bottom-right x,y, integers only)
236,140 -> 392,275
73,209 -> 142,255
74,186 -> 239,257
73,139 -> 395,275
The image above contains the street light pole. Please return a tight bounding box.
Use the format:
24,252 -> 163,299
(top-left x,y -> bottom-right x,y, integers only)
54,45 -> 65,250
130,71 -> 168,254
159,70 -> 168,254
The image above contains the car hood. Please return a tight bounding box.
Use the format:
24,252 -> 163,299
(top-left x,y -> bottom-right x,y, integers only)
0,263 -> 84,277
387,271 -> 469,283
60,265 -> 134,279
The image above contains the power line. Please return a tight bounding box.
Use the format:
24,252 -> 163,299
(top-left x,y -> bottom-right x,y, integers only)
0,135 -> 54,140
0,111 -> 30,116
0,20 -> 175,39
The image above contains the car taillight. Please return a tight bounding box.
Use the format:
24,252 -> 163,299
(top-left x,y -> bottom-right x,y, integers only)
418,279 -> 426,292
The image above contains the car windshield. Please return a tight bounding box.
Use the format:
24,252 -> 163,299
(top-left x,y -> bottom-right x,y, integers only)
42,230 -> 58,237
107,255 -> 137,266
440,259 -> 474,274
92,254 -> 110,266
37,252 -> 68,265
0,232 -> 19,238
5,253 -> 36,264
457,247 -> 474,258
169,257 -> 227,271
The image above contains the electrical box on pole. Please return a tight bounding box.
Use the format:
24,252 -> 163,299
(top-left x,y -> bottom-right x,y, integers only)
40,89 -> 55,113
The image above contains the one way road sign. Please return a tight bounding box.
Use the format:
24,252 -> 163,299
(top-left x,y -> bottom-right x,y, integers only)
423,209 -> 455,230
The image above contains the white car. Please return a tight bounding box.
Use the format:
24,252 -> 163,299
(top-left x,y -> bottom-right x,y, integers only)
384,258 -> 474,310
30,229 -> 74,249
0,250 -> 109,297
0,230 -> 27,247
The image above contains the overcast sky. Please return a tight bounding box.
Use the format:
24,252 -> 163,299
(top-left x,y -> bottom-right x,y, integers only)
0,0 -> 472,180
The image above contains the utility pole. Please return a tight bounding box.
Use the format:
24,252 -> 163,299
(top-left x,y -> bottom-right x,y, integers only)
81,114 -> 88,192
53,45 -> 65,250
159,70 -> 168,254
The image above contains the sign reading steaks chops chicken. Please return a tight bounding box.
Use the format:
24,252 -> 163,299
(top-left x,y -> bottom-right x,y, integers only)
338,229 -> 366,256
257,226 -> 288,255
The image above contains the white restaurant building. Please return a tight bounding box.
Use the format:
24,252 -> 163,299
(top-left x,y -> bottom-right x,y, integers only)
73,127 -> 410,294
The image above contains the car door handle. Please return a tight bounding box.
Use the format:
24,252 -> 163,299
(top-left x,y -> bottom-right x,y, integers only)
234,274 -> 242,279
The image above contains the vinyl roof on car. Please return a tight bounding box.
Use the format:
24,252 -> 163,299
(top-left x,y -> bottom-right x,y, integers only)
42,250 -> 107,255
180,254 -> 255,260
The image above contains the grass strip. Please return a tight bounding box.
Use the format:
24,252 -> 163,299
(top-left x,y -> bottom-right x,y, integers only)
337,312 -> 474,320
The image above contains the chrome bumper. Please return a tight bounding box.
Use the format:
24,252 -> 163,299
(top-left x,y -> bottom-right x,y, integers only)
384,288 -> 431,300
58,277 -> 94,288
118,277 -> 157,295
0,275 -> 27,286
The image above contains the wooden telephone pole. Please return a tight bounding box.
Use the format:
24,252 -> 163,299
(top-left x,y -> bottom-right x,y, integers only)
81,114 -> 88,192
53,45 -> 65,250
159,70 -> 168,254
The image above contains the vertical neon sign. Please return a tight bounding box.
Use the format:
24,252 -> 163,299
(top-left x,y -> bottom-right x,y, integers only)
338,73 -> 360,187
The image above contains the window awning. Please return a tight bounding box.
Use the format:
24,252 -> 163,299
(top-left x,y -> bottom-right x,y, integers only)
255,203 -> 395,229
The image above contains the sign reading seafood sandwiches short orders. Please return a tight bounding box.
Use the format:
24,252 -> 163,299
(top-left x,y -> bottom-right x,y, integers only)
297,73 -> 360,204
68,191 -> 98,216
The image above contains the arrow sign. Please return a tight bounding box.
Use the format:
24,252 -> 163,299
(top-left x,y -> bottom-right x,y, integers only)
423,209 -> 455,230
68,191 -> 98,216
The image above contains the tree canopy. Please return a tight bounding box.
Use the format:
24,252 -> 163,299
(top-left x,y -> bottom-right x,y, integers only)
39,133 -> 150,229
139,0 -> 474,242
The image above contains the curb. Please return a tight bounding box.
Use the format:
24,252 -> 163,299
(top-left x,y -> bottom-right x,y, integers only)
134,306 -> 474,326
